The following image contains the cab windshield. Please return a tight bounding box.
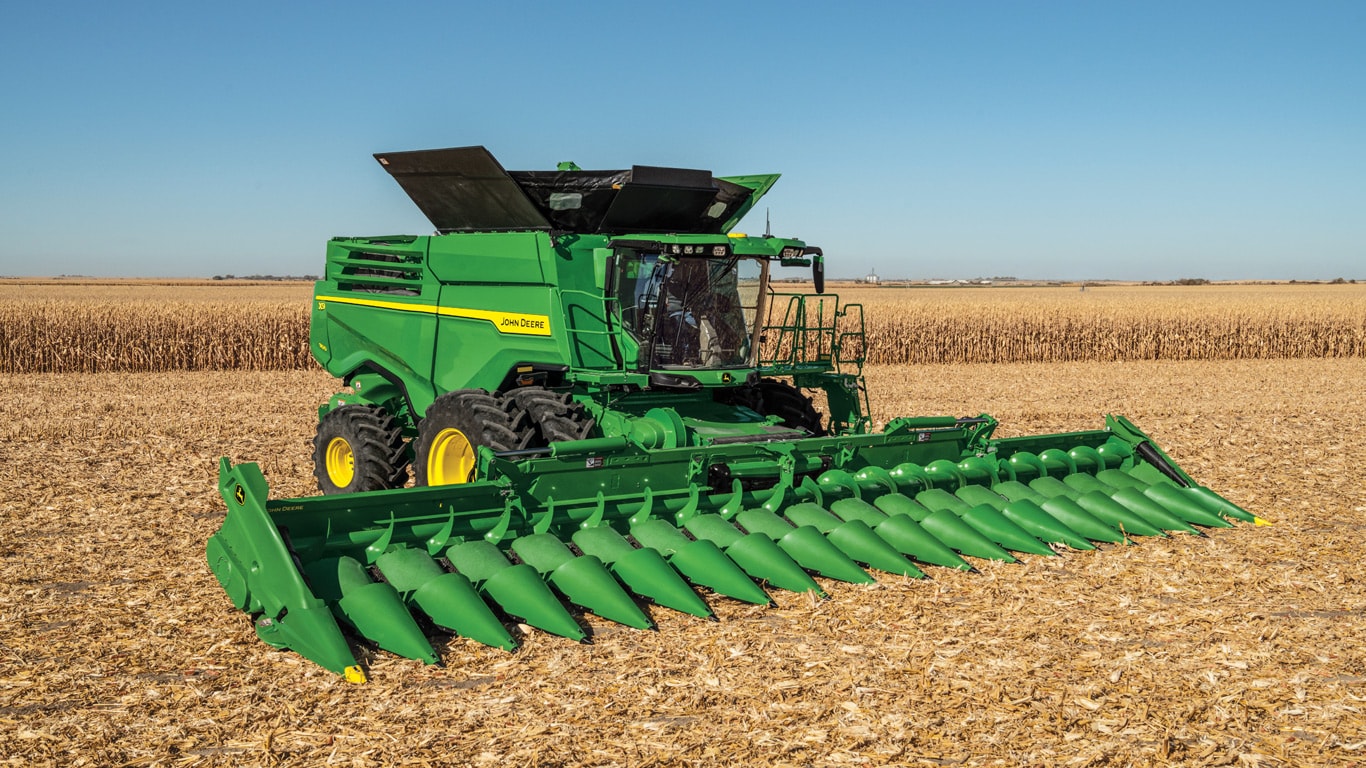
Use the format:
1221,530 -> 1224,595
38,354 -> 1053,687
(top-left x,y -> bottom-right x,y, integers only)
615,252 -> 766,369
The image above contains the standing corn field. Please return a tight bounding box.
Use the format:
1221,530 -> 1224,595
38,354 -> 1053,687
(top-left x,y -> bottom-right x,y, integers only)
2,280 -> 1364,373
0,281 -> 313,374
844,283 -> 1366,364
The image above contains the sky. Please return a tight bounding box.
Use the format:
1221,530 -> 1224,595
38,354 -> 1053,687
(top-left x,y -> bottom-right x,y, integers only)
1,1 -> 1362,281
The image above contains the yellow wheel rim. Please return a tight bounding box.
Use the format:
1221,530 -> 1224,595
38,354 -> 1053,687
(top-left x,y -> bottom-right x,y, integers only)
325,436 -> 355,488
428,427 -> 475,485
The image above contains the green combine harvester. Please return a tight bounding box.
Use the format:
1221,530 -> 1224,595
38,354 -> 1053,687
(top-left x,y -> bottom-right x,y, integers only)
208,146 -> 1266,683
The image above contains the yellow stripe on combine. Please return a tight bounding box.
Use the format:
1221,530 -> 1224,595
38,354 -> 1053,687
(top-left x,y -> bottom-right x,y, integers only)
315,295 -> 552,337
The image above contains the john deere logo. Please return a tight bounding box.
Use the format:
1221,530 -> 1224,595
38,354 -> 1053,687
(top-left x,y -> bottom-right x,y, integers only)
721,373 -> 733,383
499,315 -> 547,331
234,485 -> 246,505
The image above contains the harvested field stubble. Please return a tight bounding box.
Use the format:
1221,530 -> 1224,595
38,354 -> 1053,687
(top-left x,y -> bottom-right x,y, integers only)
3,358 -> 1365,766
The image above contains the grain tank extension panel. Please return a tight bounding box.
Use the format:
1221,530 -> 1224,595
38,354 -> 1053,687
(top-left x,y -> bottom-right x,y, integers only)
376,145 -> 768,234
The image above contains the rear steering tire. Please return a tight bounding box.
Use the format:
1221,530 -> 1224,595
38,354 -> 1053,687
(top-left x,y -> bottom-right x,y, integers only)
757,379 -> 826,436
503,387 -> 596,445
312,405 -> 409,494
719,378 -> 827,436
413,390 -> 527,486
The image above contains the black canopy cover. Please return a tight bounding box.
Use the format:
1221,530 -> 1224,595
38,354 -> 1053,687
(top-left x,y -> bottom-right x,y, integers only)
374,146 -> 758,235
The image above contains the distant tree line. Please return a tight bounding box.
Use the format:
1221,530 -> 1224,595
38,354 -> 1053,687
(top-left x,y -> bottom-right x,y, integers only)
211,274 -> 318,281
1145,278 -> 1356,286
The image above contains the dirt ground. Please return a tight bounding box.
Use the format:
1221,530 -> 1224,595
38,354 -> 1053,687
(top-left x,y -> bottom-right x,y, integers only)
2,358 -> 1364,767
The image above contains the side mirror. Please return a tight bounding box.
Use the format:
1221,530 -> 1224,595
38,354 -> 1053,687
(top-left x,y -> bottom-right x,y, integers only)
806,247 -> 825,294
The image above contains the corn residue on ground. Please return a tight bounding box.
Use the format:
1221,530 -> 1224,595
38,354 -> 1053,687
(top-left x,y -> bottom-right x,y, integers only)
2,357 -> 1364,766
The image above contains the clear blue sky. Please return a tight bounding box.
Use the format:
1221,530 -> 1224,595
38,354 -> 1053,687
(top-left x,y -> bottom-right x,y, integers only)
2,1 -> 1362,281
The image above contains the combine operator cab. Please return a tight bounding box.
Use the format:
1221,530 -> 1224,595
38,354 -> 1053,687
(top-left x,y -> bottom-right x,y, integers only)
614,246 -> 765,372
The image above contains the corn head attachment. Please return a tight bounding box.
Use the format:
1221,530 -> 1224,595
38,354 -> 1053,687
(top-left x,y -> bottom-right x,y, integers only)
209,414 -> 1260,681
206,146 -> 1262,680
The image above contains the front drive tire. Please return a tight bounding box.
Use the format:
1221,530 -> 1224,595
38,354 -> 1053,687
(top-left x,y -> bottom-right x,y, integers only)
413,390 -> 525,486
312,405 -> 409,494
